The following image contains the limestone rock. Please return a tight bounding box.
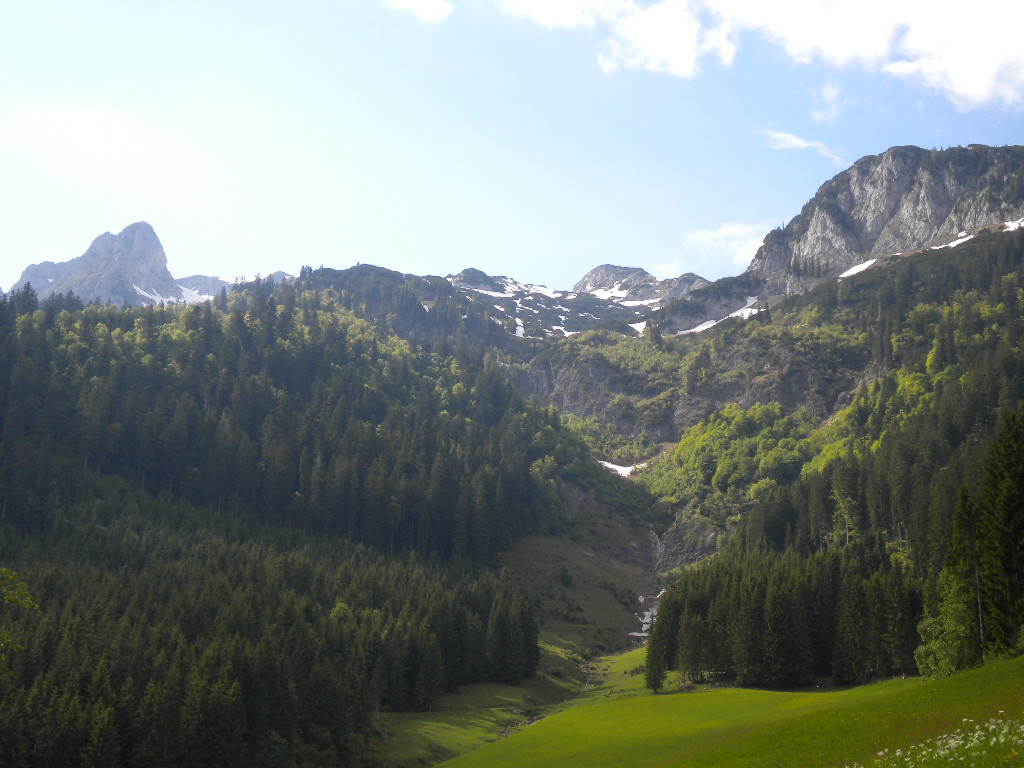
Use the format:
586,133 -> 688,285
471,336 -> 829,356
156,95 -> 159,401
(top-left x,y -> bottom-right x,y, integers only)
747,144 -> 1024,294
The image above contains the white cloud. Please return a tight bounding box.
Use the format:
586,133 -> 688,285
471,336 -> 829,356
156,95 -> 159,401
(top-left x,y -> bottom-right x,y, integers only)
654,221 -> 766,278
705,0 -> 899,68
598,0 -> 733,77
496,0 -> 732,77
10,107 -> 201,189
489,0 -> 1024,107
495,0 -> 623,29
716,0 -> 1024,107
385,0 -> 454,23
810,83 -> 842,123
762,129 -> 843,165
881,12 -> 1024,108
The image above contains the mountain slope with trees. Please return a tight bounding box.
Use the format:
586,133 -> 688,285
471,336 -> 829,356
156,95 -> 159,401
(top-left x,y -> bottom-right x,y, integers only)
0,274 -> 647,767
645,226 -> 1024,689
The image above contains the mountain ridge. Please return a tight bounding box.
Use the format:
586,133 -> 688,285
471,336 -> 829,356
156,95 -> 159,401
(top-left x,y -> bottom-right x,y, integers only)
745,143 -> 1024,294
15,145 -> 1024,335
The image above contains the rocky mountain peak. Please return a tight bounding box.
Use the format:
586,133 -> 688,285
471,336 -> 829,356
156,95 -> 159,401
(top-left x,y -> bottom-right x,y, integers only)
446,268 -> 503,293
573,264 -> 710,305
573,265 -> 654,295
747,144 -> 1024,294
13,222 -> 218,306
81,222 -> 166,276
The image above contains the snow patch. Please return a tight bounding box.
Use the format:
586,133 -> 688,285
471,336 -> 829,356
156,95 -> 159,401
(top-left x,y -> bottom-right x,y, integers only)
621,298 -> 661,307
599,460 -> 647,477
526,283 -> 561,298
838,259 -> 877,279
1004,217 -> 1024,232
679,319 -> 719,335
931,233 -> 974,250
727,296 -> 760,320
679,297 -> 759,334
589,282 -> 630,300
177,285 -> 216,304
133,285 -> 178,304
629,321 -> 647,335
514,317 -> 525,338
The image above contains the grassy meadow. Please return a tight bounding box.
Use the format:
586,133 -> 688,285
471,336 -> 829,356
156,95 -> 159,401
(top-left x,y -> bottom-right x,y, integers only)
437,653 -> 1024,768
372,501 -> 1024,768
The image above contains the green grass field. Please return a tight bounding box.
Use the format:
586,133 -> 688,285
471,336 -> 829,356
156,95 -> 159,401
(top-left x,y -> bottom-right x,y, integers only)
439,653 -> 1024,768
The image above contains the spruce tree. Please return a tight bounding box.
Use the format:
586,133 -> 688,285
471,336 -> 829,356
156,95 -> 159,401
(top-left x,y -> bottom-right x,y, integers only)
645,643 -> 667,692
975,408 -> 1024,654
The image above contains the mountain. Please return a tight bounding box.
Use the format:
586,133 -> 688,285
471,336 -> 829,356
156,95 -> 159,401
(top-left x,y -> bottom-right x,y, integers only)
14,222 -> 182,305
445,146 -> 1024,342
747,144 -> 1024,294
572,265 -> 709,304
441,265 -> 716,341
11,222 -> 292,307
446,267 -> 658,338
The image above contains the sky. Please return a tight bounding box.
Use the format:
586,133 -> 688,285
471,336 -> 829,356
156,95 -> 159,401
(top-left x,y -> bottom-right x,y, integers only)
2,1 -> 1023,294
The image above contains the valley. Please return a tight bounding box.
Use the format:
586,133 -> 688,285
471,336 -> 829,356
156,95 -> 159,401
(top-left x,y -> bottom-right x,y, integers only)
2,143 -> 1024,767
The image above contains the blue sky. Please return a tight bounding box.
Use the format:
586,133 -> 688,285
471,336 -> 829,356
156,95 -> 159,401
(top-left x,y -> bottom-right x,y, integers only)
2,0 -> 1023,293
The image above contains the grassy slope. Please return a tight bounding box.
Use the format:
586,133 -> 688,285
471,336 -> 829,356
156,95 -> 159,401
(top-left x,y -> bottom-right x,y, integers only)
374,493 -> 659,765
441,653 -> 1024,768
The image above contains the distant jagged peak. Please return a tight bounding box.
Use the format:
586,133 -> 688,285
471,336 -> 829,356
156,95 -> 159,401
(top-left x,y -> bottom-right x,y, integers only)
13,221 -> 220,307
446,268 -> 564,299
446,268 -> 504,293
573,265 -> 654,295
107,220 -> 162,252
573,264 -> 709,305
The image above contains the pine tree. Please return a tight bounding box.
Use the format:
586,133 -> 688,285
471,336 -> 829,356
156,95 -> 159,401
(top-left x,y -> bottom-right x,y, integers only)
974,409 -> 1024,654
644,643 -> 667,692
944,487 -> 987,658
80,703 -> 121,768
832,575 -> 866,685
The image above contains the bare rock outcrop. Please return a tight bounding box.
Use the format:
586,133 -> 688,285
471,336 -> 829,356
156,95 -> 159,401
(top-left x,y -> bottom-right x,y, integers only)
747,144 -> 1024,294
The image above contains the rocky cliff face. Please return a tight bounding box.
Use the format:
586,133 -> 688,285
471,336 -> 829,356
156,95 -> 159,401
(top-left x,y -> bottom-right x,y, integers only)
747,144 -> 1024,294
14,223 -> 221,306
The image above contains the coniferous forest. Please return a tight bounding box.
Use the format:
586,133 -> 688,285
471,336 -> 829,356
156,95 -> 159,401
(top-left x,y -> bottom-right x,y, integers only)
0,272 -> 630,766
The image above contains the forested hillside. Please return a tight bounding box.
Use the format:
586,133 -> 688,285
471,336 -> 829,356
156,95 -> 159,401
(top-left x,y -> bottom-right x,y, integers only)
645,228 -> 1024,690
0,275 -> 641,767
3,180 -> 1024,767
0,275 -> 619,559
